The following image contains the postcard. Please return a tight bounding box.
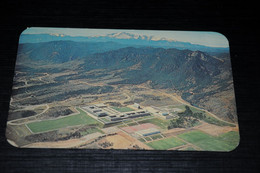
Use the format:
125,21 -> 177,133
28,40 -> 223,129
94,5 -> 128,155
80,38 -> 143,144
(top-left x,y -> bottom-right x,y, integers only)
6,27 -> 239,151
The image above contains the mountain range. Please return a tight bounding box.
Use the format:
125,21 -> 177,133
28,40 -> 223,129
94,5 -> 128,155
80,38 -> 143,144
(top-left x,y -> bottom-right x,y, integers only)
19,32 -> 229,53
16,40 -> 236,122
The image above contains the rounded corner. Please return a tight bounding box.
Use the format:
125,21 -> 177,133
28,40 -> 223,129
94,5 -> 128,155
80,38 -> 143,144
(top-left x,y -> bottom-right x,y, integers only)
5,137 -> 20,149
17,27 -> 31,43
5,125 -> 20,148
210,31 -> 230,47
20,27 -> 30,35
224,133 -> 240,153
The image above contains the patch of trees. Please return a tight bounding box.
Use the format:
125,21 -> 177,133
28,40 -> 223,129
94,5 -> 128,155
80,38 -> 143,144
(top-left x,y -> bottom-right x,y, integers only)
99,141 -> 113,148
25,130 -> 59,142
21,86 -> 114,105
123,101 -> 134,105
105,102 -> 122,107
178,106 -> 206,119
133,98 -> 144,103
132,144 -> 143,150
8,110 -> 37,121
13,81 -> 25,87
61,86 -> 113,96
12,82 -> 61,95
58,131 -> 82,141
139,94 -> 161,101
25,129 -> 84,143
168,106 -> 206,129
178,105 -> 193,117
167,116 -> 199,129
44,106 -> 74,118
54,74 -> 78,82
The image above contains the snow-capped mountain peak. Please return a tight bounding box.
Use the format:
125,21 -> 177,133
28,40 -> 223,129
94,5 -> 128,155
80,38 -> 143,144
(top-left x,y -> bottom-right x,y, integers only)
105,32 -> 177,42
106,32 -> 155,40
49,33 -> 66,37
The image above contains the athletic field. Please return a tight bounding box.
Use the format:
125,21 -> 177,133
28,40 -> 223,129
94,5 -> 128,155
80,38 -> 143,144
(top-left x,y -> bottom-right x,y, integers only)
146,136 -> 186,150
27,108 -> 101,133
177,130 -> 239,151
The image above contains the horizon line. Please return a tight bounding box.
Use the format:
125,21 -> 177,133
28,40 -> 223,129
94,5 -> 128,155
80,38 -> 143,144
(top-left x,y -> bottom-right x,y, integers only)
20,27 -> 230,48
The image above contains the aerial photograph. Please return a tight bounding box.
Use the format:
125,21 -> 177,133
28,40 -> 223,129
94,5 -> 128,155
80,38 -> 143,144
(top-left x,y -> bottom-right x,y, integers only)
6,28 -> 239,151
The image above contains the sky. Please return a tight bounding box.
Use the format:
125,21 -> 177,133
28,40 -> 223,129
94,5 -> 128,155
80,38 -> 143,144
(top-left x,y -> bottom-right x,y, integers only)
22,27 -> 229,48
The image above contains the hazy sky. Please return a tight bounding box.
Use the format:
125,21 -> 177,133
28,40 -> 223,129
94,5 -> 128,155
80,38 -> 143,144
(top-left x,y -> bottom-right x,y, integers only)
22,27 -> 229,48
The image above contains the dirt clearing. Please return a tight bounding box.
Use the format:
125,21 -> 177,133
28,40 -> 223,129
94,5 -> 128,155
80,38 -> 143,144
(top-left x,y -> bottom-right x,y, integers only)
193,122 -> 239,136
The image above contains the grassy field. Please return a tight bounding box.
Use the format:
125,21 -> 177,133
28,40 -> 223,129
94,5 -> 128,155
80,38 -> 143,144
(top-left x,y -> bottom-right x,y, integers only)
127,122 -> 139,126
146,136 -> 186,150
144,137 -> 152,142
111,106 -> 134,112
150,134 -> 163,140
138,138 -> 146,143
217,131 -> 240,148
171,104 -> 186,111
178,130 -> 239,151
203,114 -> 236,127
27,108 -> 102,133
100,117 -> 110,123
